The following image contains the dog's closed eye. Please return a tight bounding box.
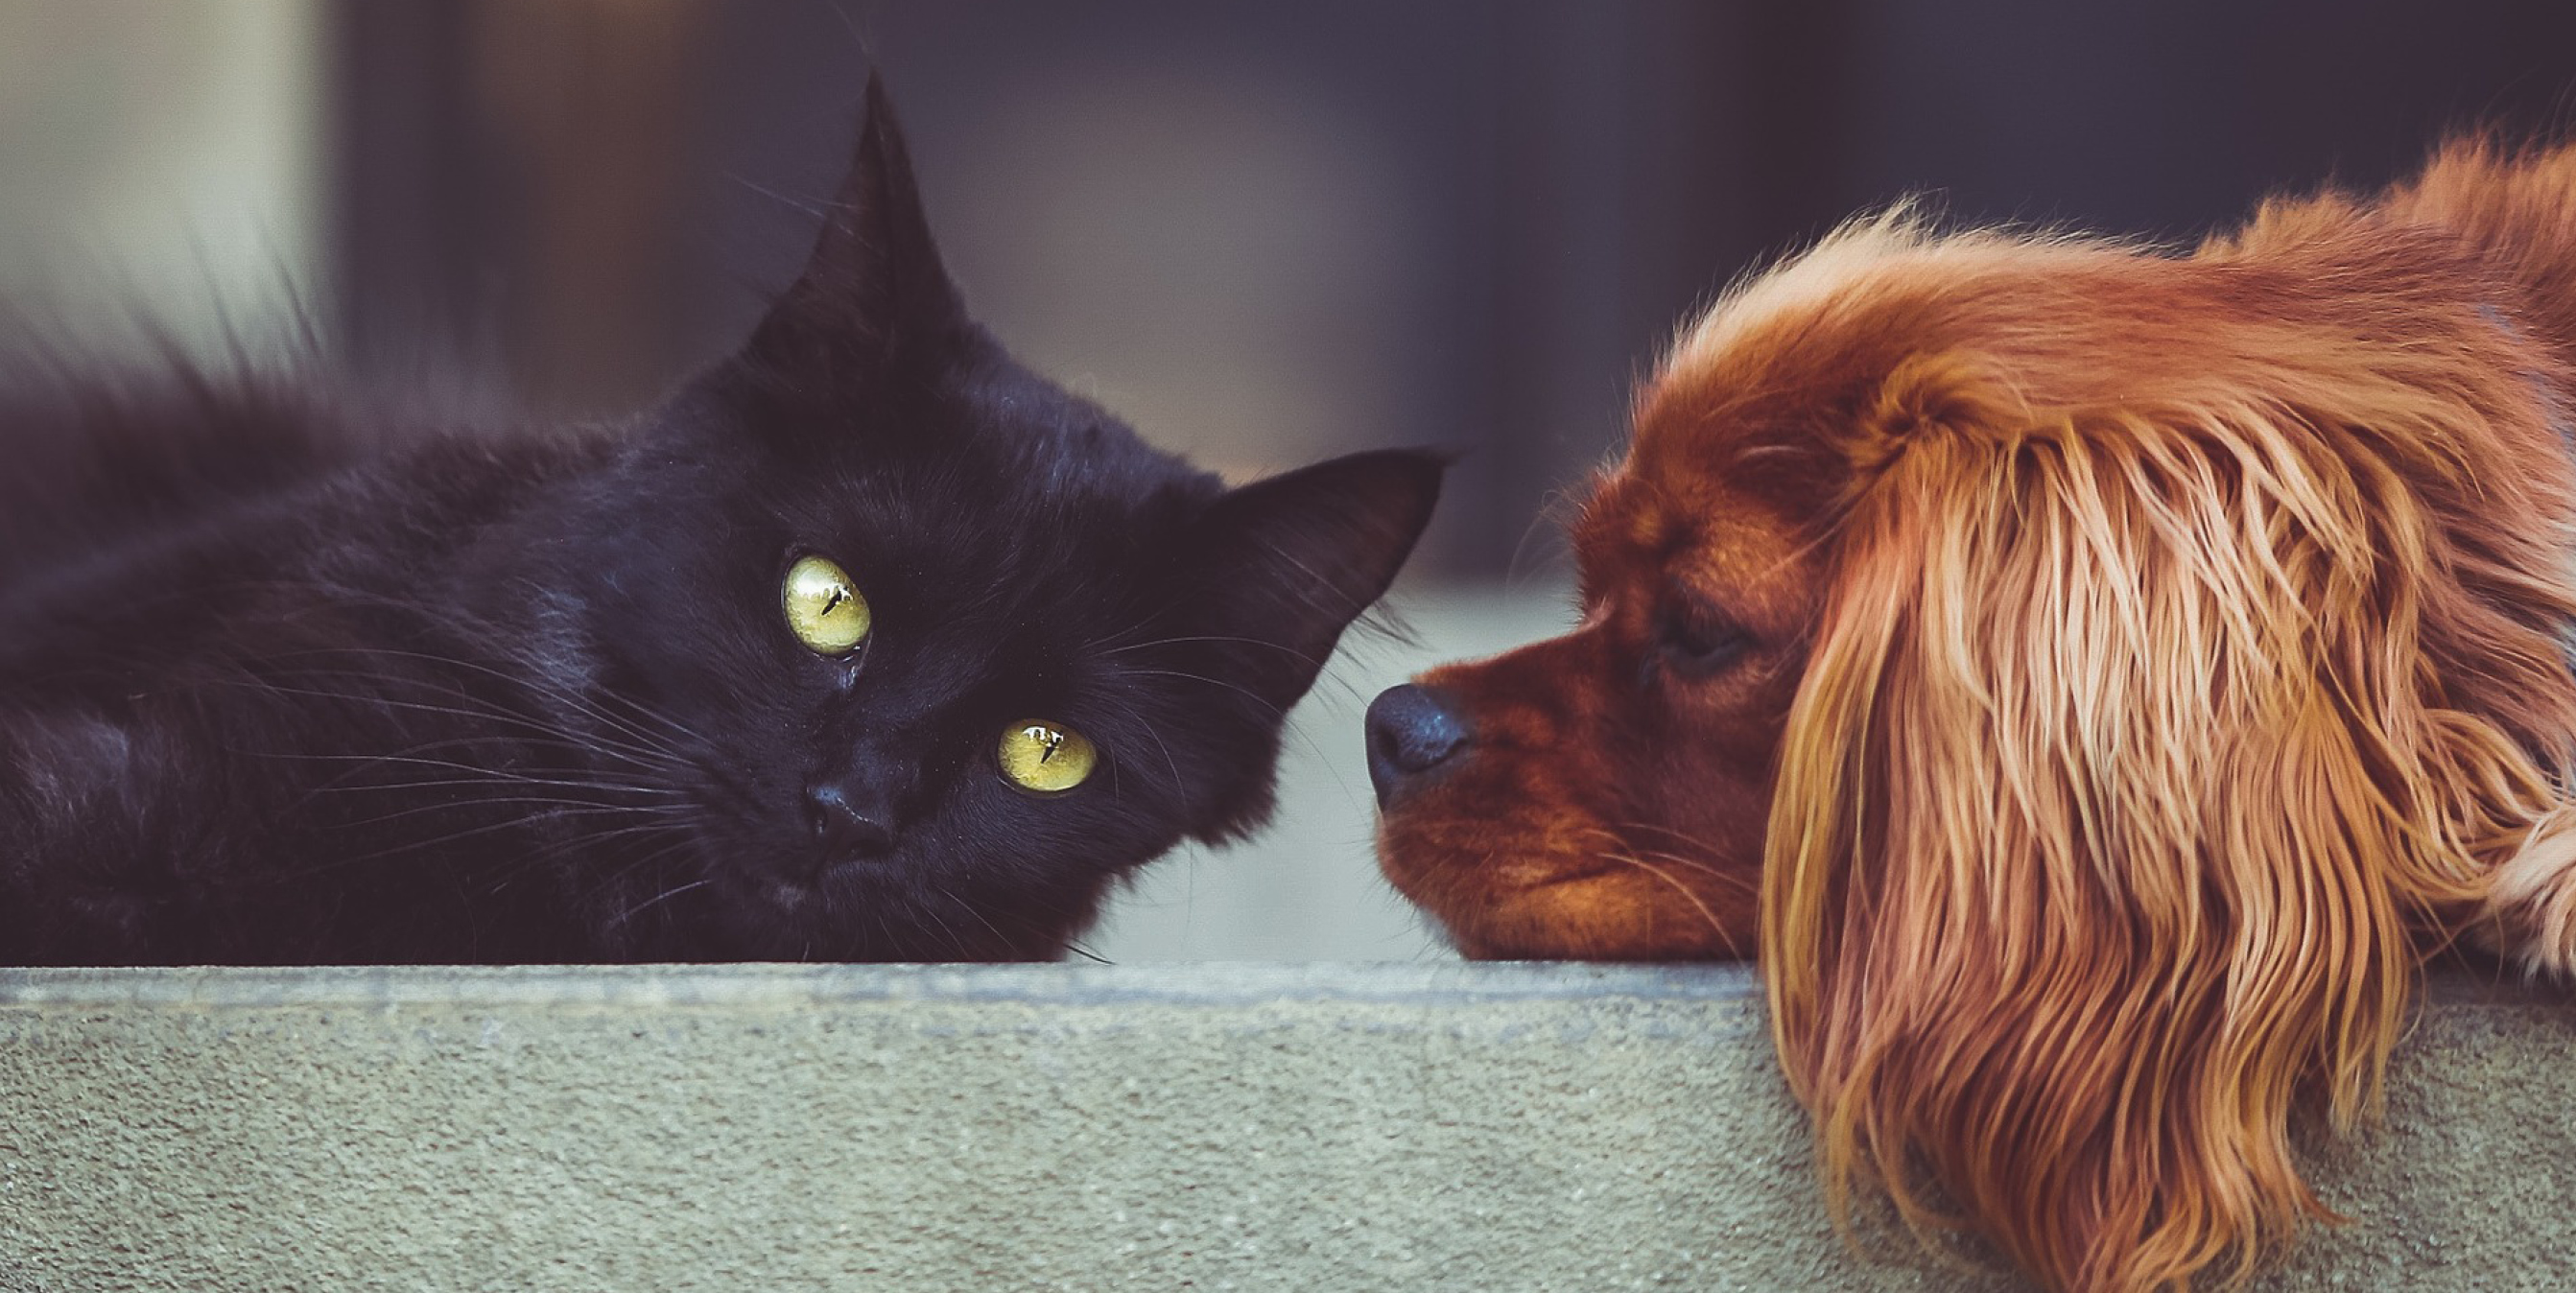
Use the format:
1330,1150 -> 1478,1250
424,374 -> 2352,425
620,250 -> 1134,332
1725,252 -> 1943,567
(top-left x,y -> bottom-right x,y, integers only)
1655,593 -> 1750,678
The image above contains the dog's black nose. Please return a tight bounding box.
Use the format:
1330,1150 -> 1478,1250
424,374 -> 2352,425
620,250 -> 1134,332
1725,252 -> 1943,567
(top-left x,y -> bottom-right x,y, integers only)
1365,684 -> 1471,806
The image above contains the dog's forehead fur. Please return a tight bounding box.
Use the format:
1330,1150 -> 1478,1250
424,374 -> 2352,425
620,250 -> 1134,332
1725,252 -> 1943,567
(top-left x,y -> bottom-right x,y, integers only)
1630,211 -> 2407,460
1655,218 -> 2099,418
1583,217 -> 2112,625
1572,461 -> 1815,646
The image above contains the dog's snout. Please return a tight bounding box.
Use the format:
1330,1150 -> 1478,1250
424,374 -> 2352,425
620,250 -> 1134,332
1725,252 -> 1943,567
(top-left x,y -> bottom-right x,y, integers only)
1365,684 -> 1471,806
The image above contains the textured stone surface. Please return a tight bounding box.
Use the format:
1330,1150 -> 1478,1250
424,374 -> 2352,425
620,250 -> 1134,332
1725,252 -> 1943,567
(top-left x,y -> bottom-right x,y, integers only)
0,963 -> 2567,1292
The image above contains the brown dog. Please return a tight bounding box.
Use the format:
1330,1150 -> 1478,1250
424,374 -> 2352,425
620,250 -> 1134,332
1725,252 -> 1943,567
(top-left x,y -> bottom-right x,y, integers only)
1368,142 -> 2576,1293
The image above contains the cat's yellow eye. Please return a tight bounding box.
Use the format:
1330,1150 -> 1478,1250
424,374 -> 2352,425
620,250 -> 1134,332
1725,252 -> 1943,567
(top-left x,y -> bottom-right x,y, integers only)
998,720 -> 1096,794
782,554 -> 871,655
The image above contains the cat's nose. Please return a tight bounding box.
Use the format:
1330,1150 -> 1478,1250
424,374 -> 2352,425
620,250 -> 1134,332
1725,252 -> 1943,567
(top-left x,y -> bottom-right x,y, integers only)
805,783 -> 896,859
1365,684 -> 1471,807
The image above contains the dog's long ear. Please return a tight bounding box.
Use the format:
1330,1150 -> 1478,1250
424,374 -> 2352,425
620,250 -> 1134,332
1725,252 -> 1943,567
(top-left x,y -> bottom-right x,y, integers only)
1761,335 -> 2576,1291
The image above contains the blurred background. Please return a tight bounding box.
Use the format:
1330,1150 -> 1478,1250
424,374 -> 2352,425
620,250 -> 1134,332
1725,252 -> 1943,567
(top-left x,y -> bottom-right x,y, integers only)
3,0 -> 2572,959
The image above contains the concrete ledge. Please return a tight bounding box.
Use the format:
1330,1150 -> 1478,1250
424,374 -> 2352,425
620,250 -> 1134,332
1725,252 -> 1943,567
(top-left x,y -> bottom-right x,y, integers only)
1,964 -> 2568,1292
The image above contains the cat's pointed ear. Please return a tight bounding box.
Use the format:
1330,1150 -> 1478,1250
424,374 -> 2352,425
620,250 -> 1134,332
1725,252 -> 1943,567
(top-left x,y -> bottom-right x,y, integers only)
1184,449 -> 1447,712
738,75 -> 964,387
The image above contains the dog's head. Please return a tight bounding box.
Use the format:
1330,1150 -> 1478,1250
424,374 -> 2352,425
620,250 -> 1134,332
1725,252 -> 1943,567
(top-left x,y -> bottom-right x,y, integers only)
1374,181 -> 2576,1290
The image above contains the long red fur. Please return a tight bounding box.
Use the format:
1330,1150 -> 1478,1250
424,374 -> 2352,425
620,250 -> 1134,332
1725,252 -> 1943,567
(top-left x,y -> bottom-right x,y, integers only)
1755,143 -> 2576,1292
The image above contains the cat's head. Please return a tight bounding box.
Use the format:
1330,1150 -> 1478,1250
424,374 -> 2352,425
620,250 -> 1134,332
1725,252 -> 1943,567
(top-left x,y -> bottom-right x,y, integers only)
552,80 -> 1441,959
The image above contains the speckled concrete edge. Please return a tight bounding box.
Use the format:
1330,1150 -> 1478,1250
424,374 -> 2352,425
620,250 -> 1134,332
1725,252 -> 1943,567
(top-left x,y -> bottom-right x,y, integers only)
2,960 -> 2564,1013
0,959 -> 1766,1009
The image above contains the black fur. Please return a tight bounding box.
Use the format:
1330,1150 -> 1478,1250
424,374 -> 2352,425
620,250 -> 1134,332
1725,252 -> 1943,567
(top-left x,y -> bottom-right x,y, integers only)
0,80 -> 1441,966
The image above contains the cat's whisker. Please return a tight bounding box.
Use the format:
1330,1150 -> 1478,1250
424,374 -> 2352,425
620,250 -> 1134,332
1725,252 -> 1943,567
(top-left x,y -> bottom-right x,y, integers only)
1104,667 -> 1288,719
305,811 -> 637,873
1095,633 -> 1317,659
265,634 -> 693,748
269,646 -> 701,767
582,691 -> 715,756
482,634 -> 718,749
321,778 -> 678,804
1094,622 -> 1349,720
462,599 -> 722,748
275,756 -> 666,792
266,682 -> 689,787
479,820 -> 695,899
267,751 -> 681,815
578,835 -> 704,922
279,751 -> 680,793
340,797 -> 691,832
218,674 -> 683,774
285,754 -> 673,812
319,790 -> 682,831
940,886 -> 1024,960
260,729 -> 611,759
1099,662 -> 1369,811
725,172 -> 831,222
606,876 -> 712,930
911,893 -> 971,959
1085,692 -> 1184,800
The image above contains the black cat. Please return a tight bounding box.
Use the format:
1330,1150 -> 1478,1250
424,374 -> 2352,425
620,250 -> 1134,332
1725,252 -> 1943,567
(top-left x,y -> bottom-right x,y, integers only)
0,80 -> 1441,966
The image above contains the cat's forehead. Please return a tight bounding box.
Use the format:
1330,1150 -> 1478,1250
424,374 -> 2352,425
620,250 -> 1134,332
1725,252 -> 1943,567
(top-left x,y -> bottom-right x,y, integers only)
768,434 -> 1198,638
715,343 -> 1227,656
961,361 -> 1218,496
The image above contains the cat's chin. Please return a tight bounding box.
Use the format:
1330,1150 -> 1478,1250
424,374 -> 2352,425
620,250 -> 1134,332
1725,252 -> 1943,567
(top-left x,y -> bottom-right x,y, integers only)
658,869 -> 832,959
697,839 -> 849,915
753,878 -> 821,913
724,868 -> 835,921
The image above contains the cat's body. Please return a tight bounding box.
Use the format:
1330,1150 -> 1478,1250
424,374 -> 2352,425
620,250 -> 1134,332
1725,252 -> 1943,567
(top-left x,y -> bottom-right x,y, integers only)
0,82 -> 1440,965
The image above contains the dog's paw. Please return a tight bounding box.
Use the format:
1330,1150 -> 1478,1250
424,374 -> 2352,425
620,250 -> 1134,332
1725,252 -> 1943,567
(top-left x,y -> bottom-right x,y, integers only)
2477,808 -> 2576,977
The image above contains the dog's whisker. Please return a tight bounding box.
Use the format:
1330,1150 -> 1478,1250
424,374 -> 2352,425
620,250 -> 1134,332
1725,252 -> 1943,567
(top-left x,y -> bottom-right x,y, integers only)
1564,824 -> 1758,895
1597,851 -> 1744,959
1607,819 -> 1729,855
1631,848 -> 1758,893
